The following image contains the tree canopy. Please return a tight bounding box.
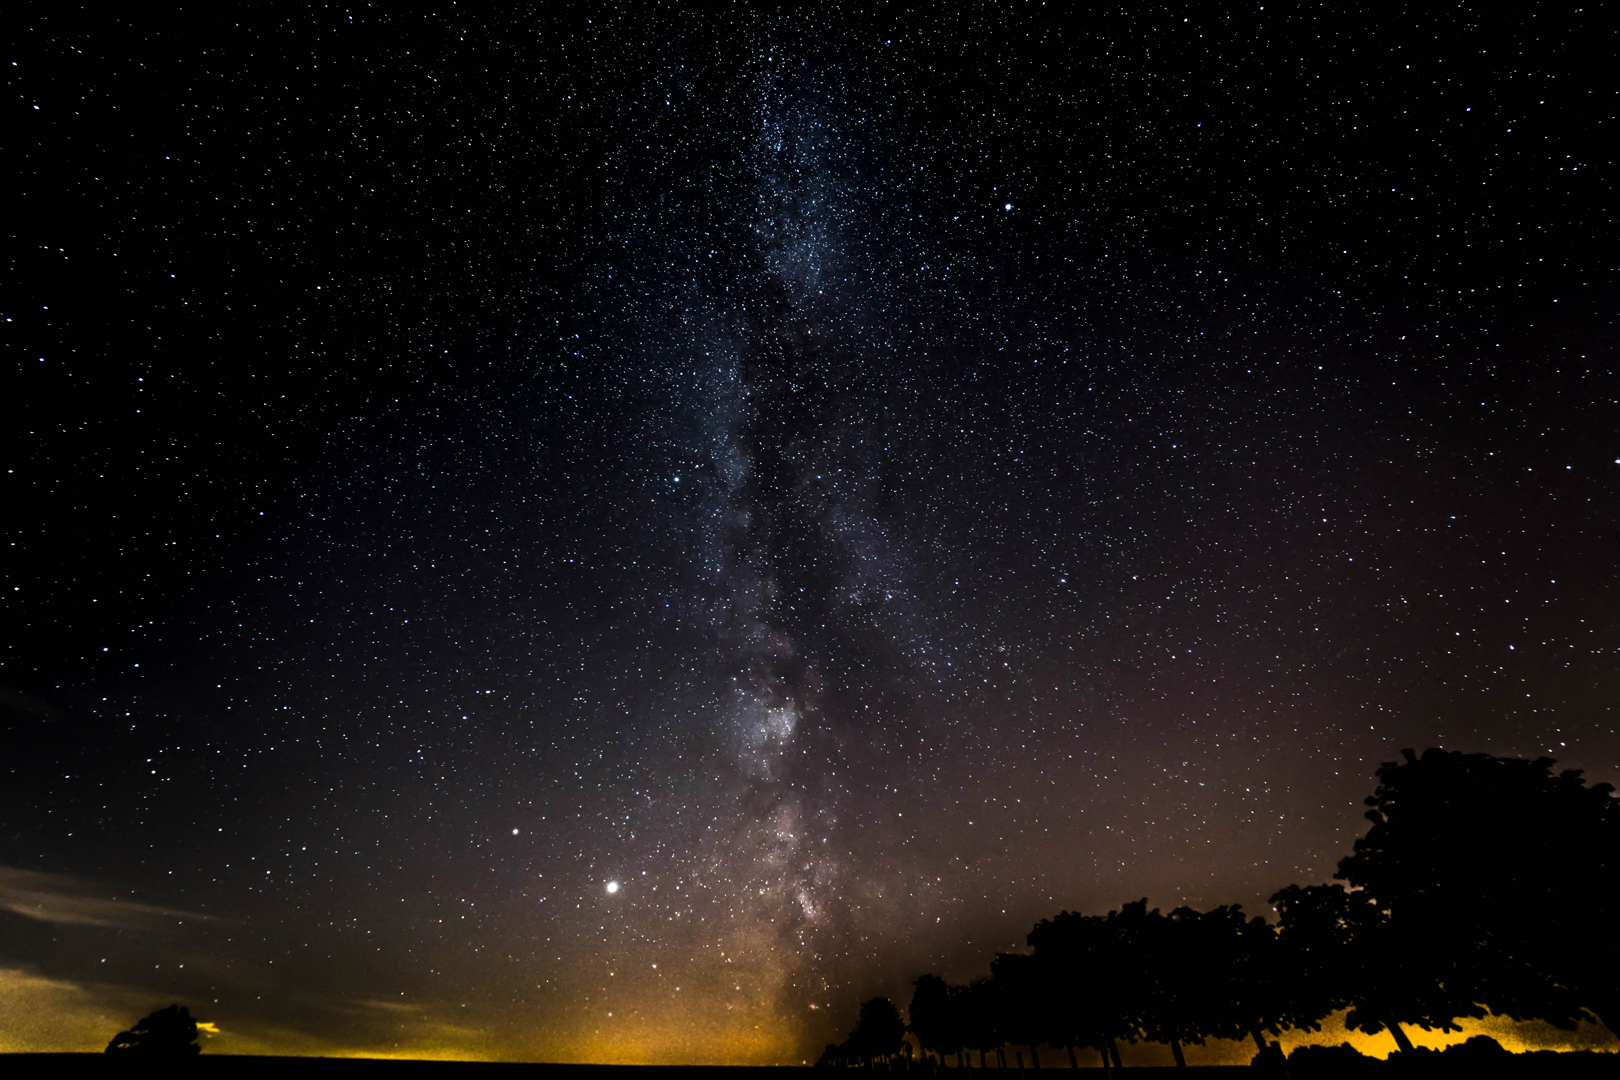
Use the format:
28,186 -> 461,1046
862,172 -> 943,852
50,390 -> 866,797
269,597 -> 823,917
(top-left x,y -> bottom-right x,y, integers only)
1025,908 -> 1129,1062
1269,881 -> 1478,1051
1336,747 -> 1617,1033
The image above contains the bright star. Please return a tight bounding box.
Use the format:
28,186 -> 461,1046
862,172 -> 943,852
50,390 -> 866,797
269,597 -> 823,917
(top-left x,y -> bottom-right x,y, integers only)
606,881 -> 619,894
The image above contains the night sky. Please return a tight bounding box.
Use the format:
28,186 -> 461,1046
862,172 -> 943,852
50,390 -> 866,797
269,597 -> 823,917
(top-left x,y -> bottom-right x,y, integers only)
5,3 -> 1618,1065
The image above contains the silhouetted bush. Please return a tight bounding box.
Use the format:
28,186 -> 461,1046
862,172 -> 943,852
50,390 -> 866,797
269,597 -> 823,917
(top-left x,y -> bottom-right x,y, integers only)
105,1003 -> 202,1056
1438,1034 -> 1512,1063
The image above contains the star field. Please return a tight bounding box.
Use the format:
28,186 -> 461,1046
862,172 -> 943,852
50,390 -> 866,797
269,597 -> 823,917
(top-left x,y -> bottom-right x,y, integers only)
4,3 -> 1617,1064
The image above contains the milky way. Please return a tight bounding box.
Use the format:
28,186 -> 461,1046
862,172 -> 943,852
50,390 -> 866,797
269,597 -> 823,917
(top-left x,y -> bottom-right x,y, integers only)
5,5 -> 1617,1064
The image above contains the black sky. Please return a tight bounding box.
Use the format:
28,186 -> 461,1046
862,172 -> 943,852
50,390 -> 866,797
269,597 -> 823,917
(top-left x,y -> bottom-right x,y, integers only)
4,2 -> 1617,1063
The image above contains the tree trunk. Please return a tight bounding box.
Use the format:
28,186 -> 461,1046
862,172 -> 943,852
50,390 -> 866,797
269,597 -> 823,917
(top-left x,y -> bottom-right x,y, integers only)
1386,1023 -> 1415,1054
1065,1046 -> 1078,1071
1098,1048 -> 1112,1078
1250,1030 -> 1292,1080
1028,1045 -> 1040,1069
1170,1039 -> 1186,1068
997,1048 -> 1006,1069
1107,1038 -> 1123,1070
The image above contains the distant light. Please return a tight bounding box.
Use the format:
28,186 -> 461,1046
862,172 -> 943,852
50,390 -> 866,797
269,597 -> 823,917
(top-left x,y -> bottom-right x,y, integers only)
606,881 -> 620,894
1004,202 -> 1013,211
512,828 -> 519,835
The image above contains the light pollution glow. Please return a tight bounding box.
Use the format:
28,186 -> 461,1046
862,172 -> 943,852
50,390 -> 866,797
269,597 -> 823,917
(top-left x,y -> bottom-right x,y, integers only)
4,964 -> 1614,1063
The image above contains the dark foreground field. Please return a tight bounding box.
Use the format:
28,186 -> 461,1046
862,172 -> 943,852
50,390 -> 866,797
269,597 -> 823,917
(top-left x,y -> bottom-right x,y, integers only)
2,1050 -> 1616,1079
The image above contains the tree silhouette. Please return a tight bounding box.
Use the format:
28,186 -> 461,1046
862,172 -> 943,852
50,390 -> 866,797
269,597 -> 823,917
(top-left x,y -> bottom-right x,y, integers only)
1335,747 -> 1617,1034
1098,899 -> 1164,1064
814,1043 -> 843,1068
105,1003 -> 202,1056
1178,903 -> 1317,1059
1270,881 -> 1479,1051
890,748 -> 1617,1072
1125,904 -> 1225,1067
839,996 -> 906,1067
1026,908 -> 1130,1071
990,953 -> 1049,1068
959,976 -> 1007,1069
1026,901 -> 1309,1069
908,973 -> 957,1065
1154,906 -> 1246,1064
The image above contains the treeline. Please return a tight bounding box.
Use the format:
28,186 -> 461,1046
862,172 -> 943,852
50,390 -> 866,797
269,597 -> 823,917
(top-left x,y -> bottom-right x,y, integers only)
820,749 -> 1618,1068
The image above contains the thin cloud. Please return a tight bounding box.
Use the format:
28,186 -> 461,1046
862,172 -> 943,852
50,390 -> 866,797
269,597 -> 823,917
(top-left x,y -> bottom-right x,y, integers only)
0,684 -> 54,717
350,999 -> 429,1014
0,867 -> 224,930
0,967 -> 150,1053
